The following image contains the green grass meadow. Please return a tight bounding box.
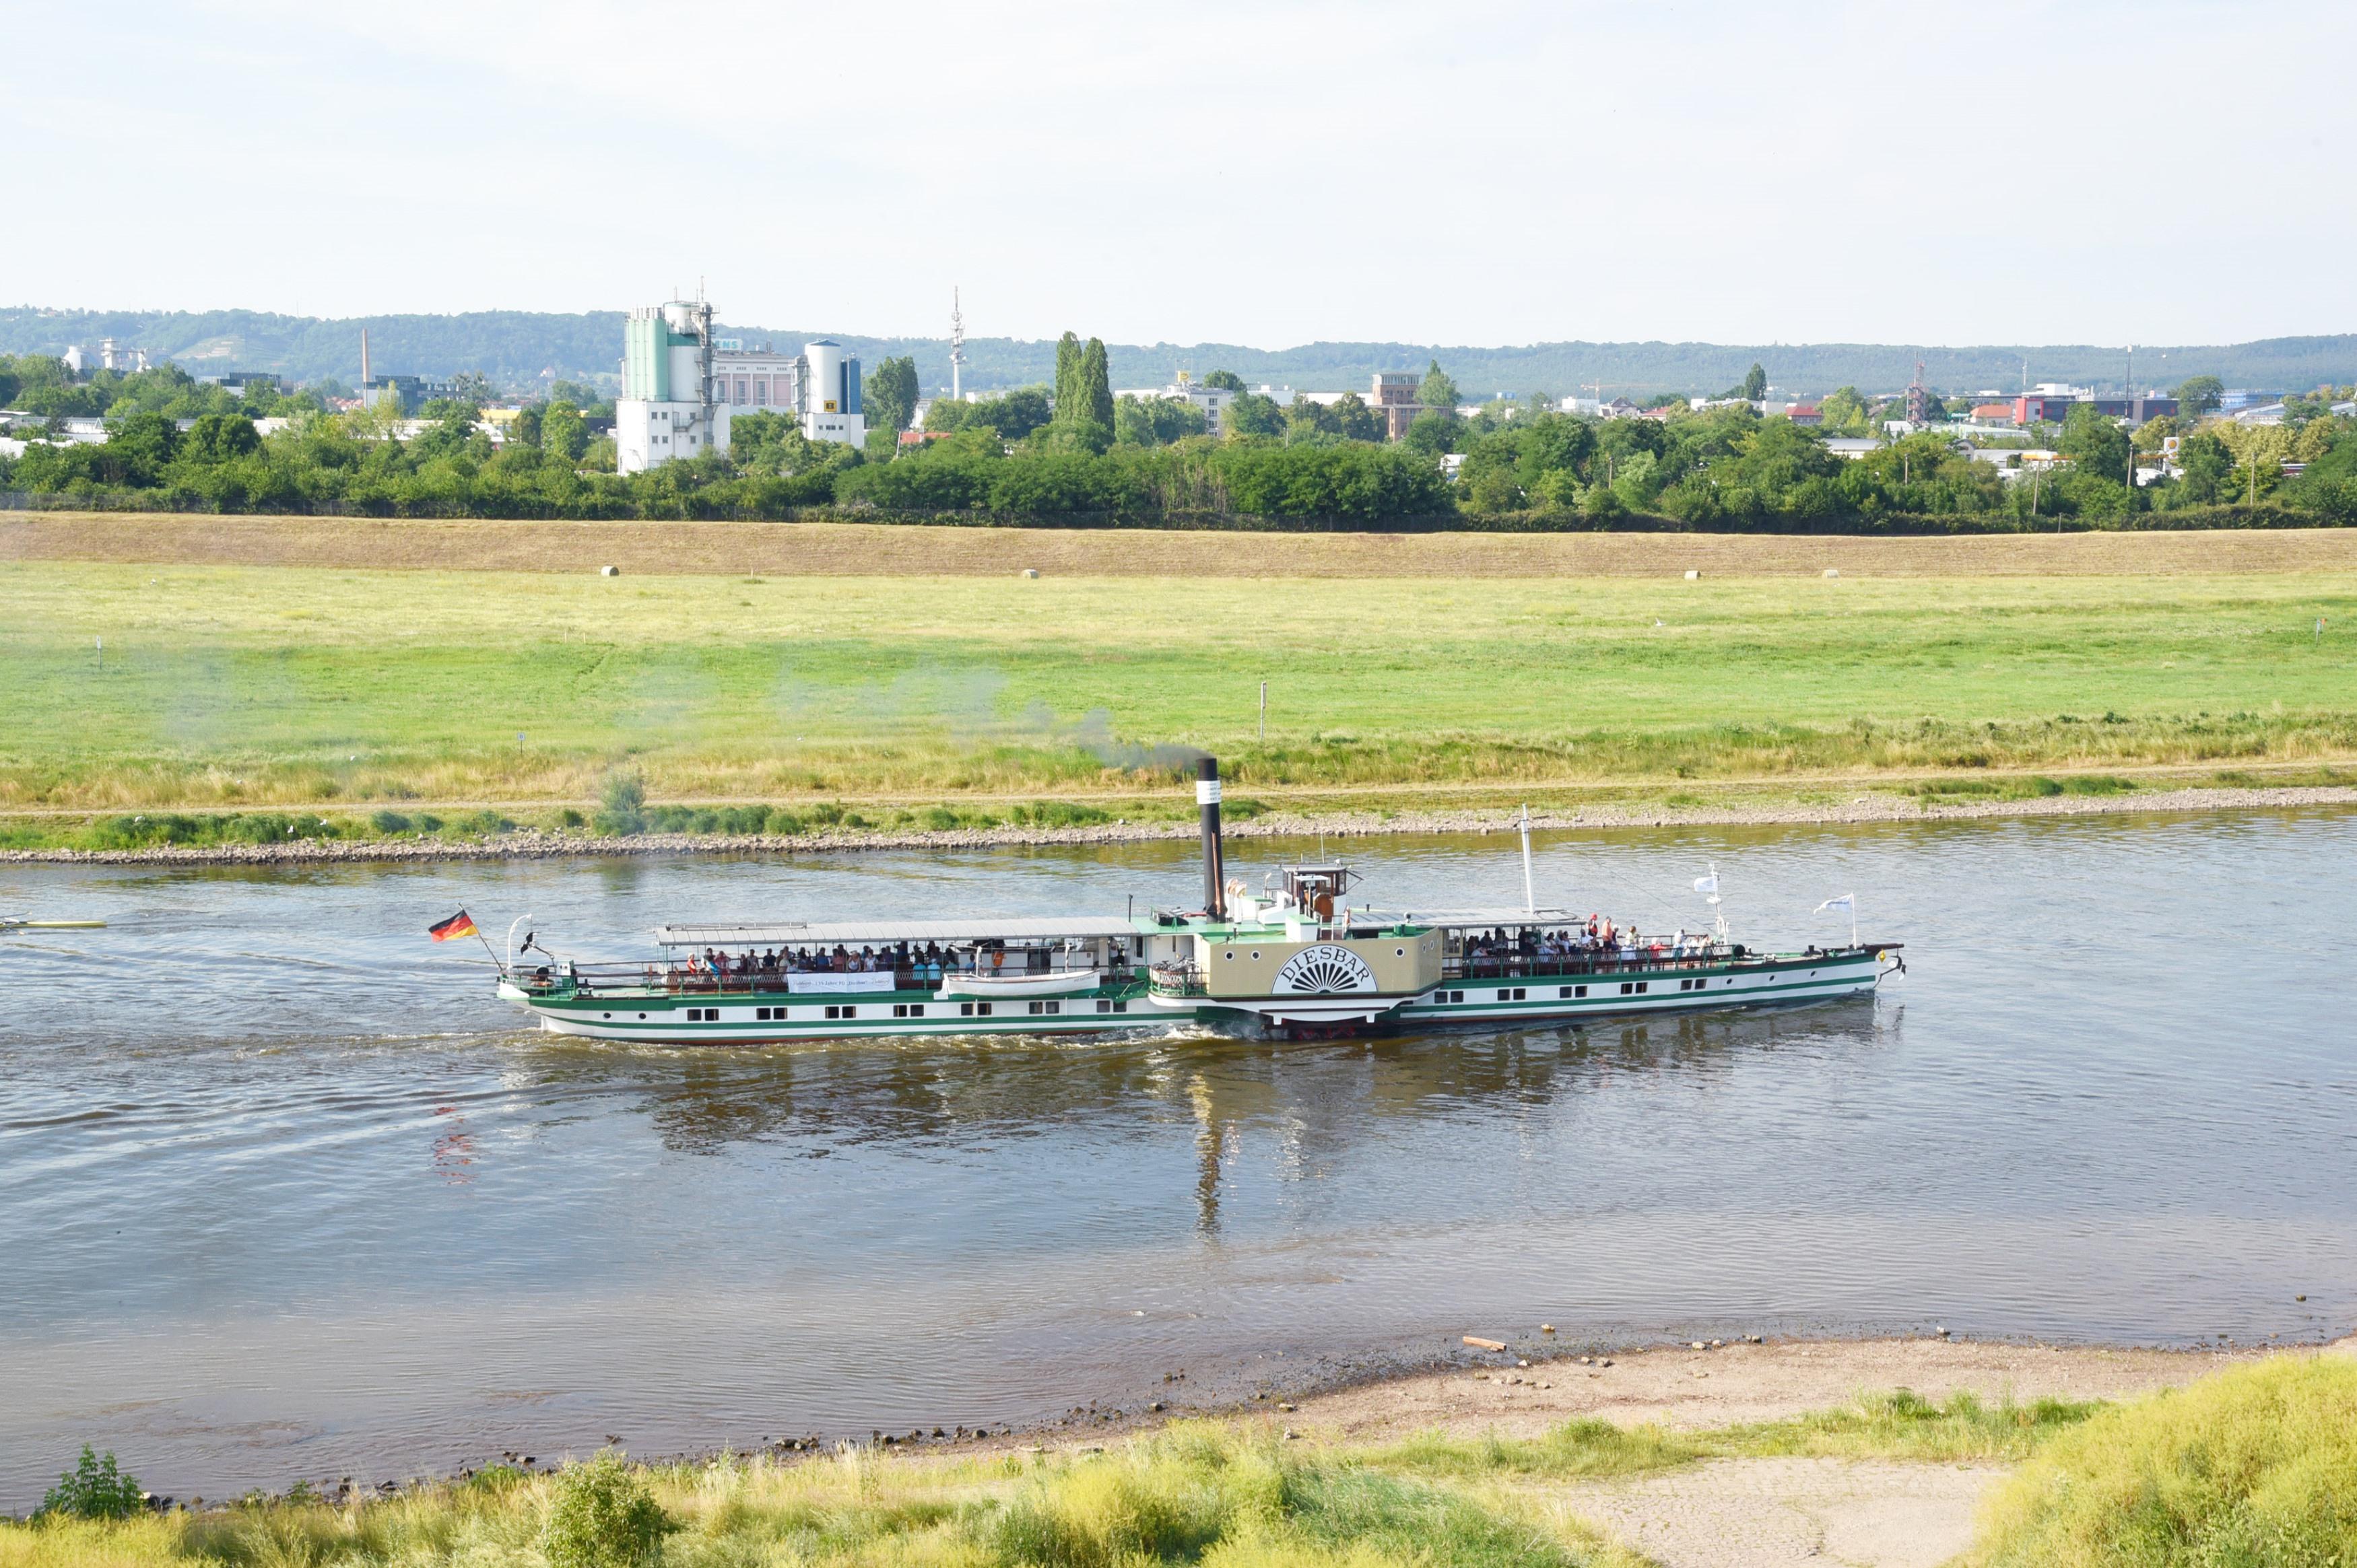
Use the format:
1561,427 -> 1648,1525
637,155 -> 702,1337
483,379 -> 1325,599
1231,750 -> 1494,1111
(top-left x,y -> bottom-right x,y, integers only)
4,561 -> 2355,836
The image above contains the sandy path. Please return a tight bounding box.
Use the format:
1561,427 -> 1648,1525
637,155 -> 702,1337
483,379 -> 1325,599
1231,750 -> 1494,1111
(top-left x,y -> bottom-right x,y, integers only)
1546,1456 -> 2003,1568
8,513 -> 2357,578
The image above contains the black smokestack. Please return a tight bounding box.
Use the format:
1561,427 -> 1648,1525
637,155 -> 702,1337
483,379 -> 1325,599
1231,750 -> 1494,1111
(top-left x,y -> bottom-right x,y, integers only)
1197,755 -> 1225,920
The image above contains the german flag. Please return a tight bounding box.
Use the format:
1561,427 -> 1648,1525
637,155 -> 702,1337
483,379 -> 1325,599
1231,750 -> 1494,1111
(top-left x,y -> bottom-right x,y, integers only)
428,910 -> 479,943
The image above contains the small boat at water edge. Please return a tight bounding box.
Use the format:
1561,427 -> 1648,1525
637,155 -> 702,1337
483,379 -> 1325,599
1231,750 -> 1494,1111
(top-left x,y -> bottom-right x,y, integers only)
494,759 -> 1902,1044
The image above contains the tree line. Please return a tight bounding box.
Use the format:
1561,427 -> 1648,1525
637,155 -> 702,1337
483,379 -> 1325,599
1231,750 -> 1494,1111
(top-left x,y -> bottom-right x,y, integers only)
5,346 -> 2352,529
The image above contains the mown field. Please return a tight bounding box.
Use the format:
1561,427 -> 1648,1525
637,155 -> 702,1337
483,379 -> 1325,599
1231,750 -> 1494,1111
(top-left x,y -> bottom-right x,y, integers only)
3,555 -> 2354,840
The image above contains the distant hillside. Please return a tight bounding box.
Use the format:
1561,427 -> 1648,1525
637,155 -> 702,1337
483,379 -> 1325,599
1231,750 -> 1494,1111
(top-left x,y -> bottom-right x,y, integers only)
4,306 -> 2352,399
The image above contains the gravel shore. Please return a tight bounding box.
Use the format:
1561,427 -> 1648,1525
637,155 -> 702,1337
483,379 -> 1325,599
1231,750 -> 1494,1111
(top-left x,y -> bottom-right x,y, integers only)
5,783 -> 2352,866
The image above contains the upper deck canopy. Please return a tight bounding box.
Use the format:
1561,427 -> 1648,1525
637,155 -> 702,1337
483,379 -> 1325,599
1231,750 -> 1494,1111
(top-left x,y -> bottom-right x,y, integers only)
1368,908 -> 1584,930
653,916 -> 1143,949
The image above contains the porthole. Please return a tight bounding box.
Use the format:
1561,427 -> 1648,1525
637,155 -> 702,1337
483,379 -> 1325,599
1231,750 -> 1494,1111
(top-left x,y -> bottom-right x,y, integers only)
603,1011 -> 612,1019
1395,947 -> 1405,957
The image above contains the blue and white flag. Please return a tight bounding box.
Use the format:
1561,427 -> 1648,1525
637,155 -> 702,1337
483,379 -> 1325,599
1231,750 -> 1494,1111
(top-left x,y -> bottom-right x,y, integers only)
1816,893 -> 1855,914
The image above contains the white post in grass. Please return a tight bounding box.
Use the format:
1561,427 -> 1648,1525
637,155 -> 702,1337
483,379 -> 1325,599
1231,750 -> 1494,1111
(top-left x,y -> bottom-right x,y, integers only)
1519,805 -> 1535,916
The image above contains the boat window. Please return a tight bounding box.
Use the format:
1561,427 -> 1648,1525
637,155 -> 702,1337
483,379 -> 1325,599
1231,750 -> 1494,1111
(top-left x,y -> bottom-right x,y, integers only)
1394,947 -> 1405,956
960,1002 -> 975,1017
976,1002 -> 992,1015
1620,982 -> 1634,994
1097,999 -> 1113,1013
1114,1000 -> 1127,1013
1636,982 -> 1649,993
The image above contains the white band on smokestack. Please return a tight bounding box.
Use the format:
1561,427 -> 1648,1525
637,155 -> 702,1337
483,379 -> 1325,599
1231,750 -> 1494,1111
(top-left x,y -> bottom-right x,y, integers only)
1197,780 -> 1222,805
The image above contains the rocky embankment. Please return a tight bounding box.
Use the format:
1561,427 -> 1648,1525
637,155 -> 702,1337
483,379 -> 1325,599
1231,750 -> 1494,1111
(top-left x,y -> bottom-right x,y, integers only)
5,784 -> 2352,866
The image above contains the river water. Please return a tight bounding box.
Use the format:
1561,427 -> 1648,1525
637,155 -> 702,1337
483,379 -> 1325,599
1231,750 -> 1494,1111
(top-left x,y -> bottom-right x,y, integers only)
3,811 -> 2354,1505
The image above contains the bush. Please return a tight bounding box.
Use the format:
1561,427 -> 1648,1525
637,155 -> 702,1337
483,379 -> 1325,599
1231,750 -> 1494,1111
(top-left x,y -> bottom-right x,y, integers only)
539,1451 -> 674,1568
1007,800 -> 1113,828
86,813 -> 205,849
39,1446 -> 144,1520
1970,1356 -> 2357,1566
594,772 -> 647,836
370,809 -> 413,834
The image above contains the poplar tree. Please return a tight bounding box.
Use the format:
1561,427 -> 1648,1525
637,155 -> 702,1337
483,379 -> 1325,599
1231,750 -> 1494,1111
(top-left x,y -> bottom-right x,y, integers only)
1054,332 -> 1082,418
1080,337 -> 1115,430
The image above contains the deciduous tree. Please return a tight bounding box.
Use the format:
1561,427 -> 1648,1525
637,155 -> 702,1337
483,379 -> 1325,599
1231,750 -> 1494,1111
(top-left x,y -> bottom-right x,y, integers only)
863,355 -> 920,434
2173,375 -> 2224,417
1418,360 -> 1460,417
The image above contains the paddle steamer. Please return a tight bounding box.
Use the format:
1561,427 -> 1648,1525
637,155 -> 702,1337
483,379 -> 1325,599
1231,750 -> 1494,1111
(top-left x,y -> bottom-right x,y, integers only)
496,760 -> 1900,1043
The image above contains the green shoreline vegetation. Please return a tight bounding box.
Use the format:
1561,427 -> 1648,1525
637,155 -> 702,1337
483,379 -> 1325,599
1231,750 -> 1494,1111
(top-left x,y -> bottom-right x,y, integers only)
1,560 -> 2352,850
8,1360 -> 2351,1566
4,351 -> 2354,531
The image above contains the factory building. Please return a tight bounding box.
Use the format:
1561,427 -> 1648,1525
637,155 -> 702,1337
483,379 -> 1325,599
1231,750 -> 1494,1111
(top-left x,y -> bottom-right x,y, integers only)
616,298 -> 864,473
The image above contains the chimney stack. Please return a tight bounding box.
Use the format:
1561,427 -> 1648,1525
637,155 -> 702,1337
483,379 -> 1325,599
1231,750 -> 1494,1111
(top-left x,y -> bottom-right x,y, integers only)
360,327 -> 371,387
1197,757 -> 1225,921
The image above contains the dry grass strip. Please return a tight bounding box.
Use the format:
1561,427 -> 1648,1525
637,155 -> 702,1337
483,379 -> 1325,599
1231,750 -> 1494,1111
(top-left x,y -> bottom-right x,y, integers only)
7,512 -> 2357,578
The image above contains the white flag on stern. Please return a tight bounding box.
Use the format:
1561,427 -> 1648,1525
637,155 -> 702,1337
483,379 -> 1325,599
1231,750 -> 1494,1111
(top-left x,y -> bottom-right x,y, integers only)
1694,873 -> 1720,895
1816,892 -> 1859,945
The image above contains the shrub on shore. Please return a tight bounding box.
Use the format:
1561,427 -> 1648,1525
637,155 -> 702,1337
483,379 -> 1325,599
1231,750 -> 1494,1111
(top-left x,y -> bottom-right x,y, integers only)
1968,1355 -> 2357,1566
540,1452 -> 671,1568
36,1447 -> 143,1522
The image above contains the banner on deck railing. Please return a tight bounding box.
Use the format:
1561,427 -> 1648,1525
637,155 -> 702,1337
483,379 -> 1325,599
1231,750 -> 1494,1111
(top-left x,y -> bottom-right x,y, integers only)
785,972 -> 898,994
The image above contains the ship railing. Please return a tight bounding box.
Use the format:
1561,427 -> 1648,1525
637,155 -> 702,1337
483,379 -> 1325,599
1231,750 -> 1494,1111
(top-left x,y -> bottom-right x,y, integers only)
1150,963 -> 1208,997
1444,946 -> 1738,982
510,960 -> 1135,998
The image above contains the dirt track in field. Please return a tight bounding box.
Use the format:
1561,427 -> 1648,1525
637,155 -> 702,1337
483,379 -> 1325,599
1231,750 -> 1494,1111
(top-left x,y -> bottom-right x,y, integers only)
7,513 -> 2356,578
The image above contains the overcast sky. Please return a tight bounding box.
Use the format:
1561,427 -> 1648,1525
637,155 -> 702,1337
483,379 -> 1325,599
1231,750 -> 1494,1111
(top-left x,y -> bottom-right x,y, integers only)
6,1 -> 2347,348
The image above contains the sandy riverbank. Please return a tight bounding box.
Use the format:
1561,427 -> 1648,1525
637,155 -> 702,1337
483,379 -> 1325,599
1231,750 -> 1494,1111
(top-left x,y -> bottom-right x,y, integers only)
6,780 -> 2353,865
1274,1336 -> 2332,1568
720,1336 -> 2319,1568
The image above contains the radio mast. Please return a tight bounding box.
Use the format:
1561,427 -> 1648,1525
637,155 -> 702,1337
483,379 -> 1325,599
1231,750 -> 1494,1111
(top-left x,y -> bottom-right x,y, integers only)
950,287 -> 967,402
